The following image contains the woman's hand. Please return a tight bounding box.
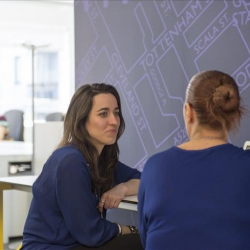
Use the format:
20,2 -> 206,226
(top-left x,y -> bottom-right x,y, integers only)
98,183 -> 128,213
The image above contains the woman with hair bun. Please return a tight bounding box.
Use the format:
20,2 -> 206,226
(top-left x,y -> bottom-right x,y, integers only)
138,70 -> 250,250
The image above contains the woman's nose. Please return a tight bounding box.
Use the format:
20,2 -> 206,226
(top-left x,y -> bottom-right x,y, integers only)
108,114 -> 119,125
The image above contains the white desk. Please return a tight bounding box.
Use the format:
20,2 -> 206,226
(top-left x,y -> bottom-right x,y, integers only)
119,195 -> 138,211
0,141 -> 32,244
0,175 -> 138,249
0,141 -> 32,176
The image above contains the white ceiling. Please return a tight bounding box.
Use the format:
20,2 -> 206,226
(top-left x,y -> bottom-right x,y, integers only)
0,0 -> 74,48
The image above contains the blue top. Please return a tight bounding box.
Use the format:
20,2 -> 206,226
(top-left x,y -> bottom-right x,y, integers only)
138,143 -> 250,250
22,145 -> 141,250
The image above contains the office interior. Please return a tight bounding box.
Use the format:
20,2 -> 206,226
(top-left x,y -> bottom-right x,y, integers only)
0,0 -> 250,249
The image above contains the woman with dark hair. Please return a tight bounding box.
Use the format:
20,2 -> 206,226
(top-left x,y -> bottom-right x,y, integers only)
138,70 -> 250,249
22,83 -> 143,250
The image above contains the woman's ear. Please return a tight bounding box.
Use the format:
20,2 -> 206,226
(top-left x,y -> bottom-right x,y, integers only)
184,103 -> 192,124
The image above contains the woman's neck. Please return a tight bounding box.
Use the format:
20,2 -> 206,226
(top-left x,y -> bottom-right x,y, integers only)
191,134 -> 227,141
190,128 -> 228,142
177,129 -> 228,151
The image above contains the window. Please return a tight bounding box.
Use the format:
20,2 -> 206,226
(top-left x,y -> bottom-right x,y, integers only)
14,56 -> 21,85
34,52 -> 58,99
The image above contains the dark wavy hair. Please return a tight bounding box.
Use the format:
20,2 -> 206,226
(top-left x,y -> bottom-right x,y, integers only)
185,70 -> 245,133
58,83 -> 125,192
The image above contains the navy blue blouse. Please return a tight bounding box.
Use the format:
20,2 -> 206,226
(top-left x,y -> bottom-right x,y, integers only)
138,144 -> 250,250
22,145 -> 141,250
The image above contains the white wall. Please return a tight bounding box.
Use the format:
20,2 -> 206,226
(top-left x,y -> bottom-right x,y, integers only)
0,0 -> 75,125
34,121 -> 64,175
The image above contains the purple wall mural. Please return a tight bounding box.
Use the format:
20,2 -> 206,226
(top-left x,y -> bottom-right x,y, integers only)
75,0 -> 250,172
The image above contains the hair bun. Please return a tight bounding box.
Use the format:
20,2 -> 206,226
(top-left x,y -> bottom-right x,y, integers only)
213,85 -> 239,112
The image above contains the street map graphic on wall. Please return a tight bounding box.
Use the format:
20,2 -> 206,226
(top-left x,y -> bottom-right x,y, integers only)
75,0 -> 250,171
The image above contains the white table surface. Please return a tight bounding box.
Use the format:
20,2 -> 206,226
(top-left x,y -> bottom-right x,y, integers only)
0,175 -> 138,208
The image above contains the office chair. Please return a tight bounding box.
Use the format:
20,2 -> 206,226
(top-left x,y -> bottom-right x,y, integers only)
3,109 -> 24,141
45,112 -> 64,121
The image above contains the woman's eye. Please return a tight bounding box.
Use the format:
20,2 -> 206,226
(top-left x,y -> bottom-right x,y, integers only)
114,111 -> 120,117
100,112 -> 107,117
